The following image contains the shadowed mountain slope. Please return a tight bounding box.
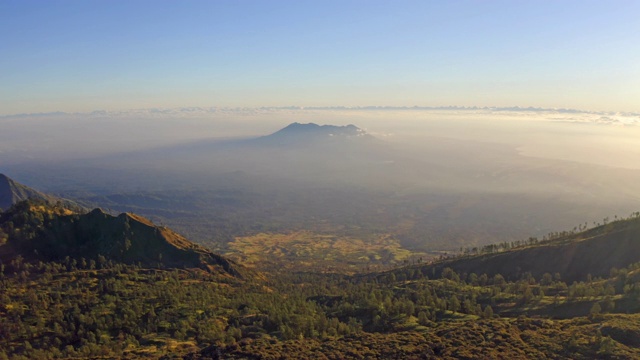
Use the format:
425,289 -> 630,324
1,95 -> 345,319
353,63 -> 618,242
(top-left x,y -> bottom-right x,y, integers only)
0,200 -> 245,277
409,215 -> 640,283
0,173 -> 54,211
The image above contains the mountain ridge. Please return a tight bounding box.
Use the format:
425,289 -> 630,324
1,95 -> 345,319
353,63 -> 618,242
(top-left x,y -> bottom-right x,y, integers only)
387,214 -> 640,284
0,199 -> 245,278
0,173 -> 53,210
0,173 -> 80,211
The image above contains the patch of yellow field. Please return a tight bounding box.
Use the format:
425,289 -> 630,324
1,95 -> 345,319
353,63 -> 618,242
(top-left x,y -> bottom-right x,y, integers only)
226,231 -> 428,274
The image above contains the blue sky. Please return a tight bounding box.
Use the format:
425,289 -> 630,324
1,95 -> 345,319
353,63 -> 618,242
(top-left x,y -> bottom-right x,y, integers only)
1,0 -> 639,114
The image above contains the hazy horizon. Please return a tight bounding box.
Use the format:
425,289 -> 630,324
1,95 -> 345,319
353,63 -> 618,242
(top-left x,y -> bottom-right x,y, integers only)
2,106 -> 639,168
2,106 -> 639,253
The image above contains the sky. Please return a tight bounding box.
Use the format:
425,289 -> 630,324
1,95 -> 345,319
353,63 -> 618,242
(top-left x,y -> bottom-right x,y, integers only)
1,0 -> 639,115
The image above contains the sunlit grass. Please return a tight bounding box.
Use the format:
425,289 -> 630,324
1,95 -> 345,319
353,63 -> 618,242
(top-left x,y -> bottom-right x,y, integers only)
226,231 -> 427,273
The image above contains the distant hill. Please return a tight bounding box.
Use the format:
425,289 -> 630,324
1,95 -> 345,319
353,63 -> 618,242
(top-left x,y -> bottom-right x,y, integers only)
0,200 -> 245,277
410,215 -> 640,283
254,122 -> 375,146
0,173 -> 54,210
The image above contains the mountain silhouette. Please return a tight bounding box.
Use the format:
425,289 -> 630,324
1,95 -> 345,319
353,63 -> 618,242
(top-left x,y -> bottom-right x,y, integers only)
253,122 -> 376,146
0,173 -> 54,211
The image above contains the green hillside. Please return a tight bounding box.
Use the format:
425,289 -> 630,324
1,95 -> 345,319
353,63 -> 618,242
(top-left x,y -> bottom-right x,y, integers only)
0,199 -> 244,278
408,215 -> 640,283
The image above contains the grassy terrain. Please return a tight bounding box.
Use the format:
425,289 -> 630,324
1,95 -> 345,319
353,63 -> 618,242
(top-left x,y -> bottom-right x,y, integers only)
226,231 -> 429,273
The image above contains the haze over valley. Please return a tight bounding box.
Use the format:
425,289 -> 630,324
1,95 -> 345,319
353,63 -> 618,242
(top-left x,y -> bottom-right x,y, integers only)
2,108 -> 640,255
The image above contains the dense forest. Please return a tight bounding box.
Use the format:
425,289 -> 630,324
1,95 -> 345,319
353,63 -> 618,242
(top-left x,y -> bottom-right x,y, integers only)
2,201 -> 640,359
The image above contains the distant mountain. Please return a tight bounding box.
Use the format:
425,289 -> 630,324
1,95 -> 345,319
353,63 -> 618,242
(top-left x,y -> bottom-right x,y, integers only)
0,200 -> 245,277
253,122 -> 377,146
83,122 -> 396,188
271,122 -> 367,137
0,173 -> 54,211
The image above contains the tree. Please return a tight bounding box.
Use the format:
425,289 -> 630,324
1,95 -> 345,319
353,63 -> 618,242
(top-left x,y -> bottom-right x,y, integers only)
589,302 -> 602,318
442,268 -> 460,282
598,335 -> 616,356
601,297 -> 615,313
483,305 -> 494,319
417,311 -> 430,326
449,296 -> 460,313
519,287 -> 534,305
